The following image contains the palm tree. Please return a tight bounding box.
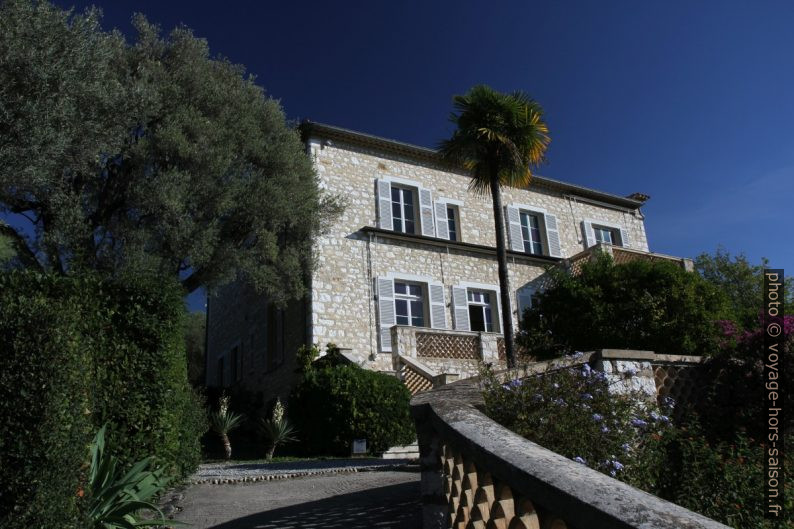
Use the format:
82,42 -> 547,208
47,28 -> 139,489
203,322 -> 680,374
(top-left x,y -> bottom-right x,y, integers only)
439,85 -> 550,368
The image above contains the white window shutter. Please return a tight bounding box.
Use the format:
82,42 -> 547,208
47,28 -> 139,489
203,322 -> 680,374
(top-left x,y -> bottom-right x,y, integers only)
544,213 -> 562,257
419,188 -> 435,237
505,206 -> 524,251
516,287 -> 535,327
376,277 -> 395,352
619,227 -> 631,248
434,201 -> 449,240
451,286 -> 470,331
376,179 -> 393,230
582,220 -> 595,248
428,283 -> 447,329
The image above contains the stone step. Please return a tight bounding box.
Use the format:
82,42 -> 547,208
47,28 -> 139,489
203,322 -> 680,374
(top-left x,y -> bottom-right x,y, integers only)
382,442 -> 419,459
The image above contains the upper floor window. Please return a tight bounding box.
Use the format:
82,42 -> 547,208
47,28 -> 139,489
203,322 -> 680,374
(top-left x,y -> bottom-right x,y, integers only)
506,205 -> 562,258
519,212 -> 543,255
394,281 -> 425,327
582,220 -> 630,249
447,205 -> 459,242
593,225 -> 619,245
391,186 -> 416,234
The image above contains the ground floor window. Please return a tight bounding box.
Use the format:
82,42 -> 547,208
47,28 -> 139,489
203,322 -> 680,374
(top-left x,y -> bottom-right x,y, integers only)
394,281 -> 425,327
467,289 -> 498,332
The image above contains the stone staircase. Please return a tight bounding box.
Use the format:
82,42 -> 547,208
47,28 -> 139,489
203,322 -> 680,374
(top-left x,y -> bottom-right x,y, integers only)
381,441 -> 419,460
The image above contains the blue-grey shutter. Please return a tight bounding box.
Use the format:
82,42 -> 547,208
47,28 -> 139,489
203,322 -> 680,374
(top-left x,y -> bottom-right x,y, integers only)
429,283 -> 447,329
582,220 -> 595,248
419,188 -> 435,237
544,213 -> 562,257
376,277 -> 395,352
505,206 -> 524,251
619,227 -> 631,248
377,179 -> 393,230
451,286 -> 470,331
434,201 -> 449,240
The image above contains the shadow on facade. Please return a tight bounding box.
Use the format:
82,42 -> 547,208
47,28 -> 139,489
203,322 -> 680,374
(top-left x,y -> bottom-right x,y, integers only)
207,481 -> 421,529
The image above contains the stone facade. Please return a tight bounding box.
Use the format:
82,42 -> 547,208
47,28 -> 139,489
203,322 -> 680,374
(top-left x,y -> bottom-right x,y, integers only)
206,122 -> 659,401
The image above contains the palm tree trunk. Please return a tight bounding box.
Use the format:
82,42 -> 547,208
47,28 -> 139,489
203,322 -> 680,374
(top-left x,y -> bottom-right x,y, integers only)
489,172 -> 517,368
266,444 -> 276,461
222,433 -> 232,460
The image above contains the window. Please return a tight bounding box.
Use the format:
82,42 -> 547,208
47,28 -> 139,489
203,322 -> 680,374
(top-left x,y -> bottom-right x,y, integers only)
446,206 -> 459,242
467,290 -> 497,332
582,220 -> 629,249
394,281 -> 425,327
506,205 -> 562,258
391,186 -> 416,234
519,212 -> 544,255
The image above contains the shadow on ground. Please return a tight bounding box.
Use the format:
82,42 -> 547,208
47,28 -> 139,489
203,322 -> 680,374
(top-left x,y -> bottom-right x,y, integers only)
206,481 -> 421,529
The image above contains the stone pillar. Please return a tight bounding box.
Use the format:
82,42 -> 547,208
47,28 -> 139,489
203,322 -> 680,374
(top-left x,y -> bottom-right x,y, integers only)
480,333 -> 500,363
416,423 -> 448,529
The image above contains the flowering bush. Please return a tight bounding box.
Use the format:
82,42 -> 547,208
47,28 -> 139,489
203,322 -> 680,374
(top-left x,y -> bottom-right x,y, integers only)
481,360 -> 671,479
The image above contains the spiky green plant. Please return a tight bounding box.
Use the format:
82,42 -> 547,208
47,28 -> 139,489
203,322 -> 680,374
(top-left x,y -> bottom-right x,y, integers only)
259,398 -> 298,460
209,393 -> 244,459
86,425 -> 178,528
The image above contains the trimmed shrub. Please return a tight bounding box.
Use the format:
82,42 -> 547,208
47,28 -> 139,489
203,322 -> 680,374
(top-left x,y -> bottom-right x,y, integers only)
518,253 -> 729,359
0,273 -> 93,528
0,271 -> 206,528
290,364 -> 415,455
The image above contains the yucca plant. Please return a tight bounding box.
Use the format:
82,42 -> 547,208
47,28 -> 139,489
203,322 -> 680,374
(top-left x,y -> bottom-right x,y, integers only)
209,393 -> 244,460
259,398 -> 298,460
86,424 -> 178,528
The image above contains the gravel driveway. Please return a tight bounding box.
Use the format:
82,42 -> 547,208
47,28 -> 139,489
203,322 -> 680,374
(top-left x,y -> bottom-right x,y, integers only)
173,469 -> 421,528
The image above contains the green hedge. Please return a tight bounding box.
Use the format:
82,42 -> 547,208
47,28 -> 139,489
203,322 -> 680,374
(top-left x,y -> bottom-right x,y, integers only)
0,272 -> 206,528
290,365 -> 415,455
0,274 -> 93,528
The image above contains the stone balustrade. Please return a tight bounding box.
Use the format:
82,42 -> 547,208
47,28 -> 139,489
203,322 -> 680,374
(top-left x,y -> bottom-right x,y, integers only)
410,352 -> 726,529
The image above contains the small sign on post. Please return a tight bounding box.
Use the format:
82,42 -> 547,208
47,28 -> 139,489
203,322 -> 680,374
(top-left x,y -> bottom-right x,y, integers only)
352,438 -> 367,455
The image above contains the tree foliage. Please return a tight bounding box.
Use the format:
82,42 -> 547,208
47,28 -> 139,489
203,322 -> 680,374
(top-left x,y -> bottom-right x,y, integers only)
517,253 -> 729,358
694,247 -> 793,330
0,0 -> 339,300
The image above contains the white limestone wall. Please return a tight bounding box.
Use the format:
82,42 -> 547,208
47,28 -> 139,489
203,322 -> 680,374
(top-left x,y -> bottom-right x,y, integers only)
308,138 -> 650,369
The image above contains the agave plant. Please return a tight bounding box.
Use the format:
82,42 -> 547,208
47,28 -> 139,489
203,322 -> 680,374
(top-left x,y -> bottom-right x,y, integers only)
259,398 -> 298,460
86,424 -> 177,528
209,393 -> 244,459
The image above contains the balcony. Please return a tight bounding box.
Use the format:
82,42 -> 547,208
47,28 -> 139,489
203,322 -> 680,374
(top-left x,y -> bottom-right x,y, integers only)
565,242 -> 694,275
390,326 -> 509,395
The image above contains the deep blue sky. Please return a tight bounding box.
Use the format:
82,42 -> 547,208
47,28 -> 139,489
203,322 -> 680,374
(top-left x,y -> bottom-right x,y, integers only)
52,1 -> 794,311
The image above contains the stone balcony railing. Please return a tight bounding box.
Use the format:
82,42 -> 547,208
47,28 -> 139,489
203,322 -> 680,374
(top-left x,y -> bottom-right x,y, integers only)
410,352 -> 727,529
566,242 -> 695,275
391,326 -> 508,395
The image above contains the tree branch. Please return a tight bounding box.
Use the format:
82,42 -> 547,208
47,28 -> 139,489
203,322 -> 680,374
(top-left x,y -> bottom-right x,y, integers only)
181,271 -> 203,294
0,222 -> 43,271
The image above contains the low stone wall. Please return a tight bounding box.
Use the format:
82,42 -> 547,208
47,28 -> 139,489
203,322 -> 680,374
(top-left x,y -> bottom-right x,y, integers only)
410,354 -> 727,529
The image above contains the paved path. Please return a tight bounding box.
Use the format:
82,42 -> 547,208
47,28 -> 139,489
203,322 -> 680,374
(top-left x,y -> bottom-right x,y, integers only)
173,469 -> 421,528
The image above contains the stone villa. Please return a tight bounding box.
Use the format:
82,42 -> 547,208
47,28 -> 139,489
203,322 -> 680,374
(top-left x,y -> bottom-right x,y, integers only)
205,122 -> 691,399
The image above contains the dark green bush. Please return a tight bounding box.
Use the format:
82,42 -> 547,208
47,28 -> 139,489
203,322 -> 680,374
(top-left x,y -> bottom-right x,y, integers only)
0,273 -> 93,528
0,271 -> 206,528
290,364 -> 415,455
625,420 -> 793,528
518,253 -> 729,359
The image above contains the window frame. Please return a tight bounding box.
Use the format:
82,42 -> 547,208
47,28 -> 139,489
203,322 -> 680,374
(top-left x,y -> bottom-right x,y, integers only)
519,211 -> 545,255
466,289 -> 497,333
390,185 -> 417,235
393,280 -> 427,328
